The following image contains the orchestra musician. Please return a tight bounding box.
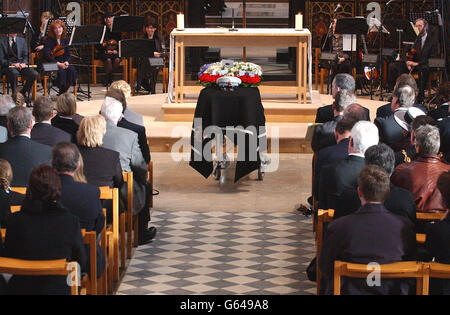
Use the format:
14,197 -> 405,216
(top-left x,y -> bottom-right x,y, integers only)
0,33 -> 38,100
96,12 -> 122,87
135,16 -> 166,94
31,11 -> 54,54
42,19 -> 77,95
320,16 -> 352,80
388,18 -> 439,103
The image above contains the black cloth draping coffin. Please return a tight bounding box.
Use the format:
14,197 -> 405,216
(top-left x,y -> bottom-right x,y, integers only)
190,86 -> 267,182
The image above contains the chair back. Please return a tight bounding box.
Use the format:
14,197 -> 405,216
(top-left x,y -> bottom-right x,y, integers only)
81,229 -> 97,295
333,260 -> 426,295
122,171 -> 134,259
0,257 -> 80,295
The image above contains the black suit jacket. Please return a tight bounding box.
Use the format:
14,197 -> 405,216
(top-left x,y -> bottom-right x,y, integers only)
374,110 -> 409,151
313,138 -> 349,200
0,136 -> 52,186
334,183 -> 417,225
318,155 -> 365,210
3,198 -> 87,295
58,174 -> 105,279
412,31 -> 438,67
51,115 -> 79,144
438,116 -> 450,157
311,115 -> 341,153
78,146 -> 124,189
376,103 -> 427,119
429,104 -> 449,122
319,203 -> 417,295
0,116 -> 7,129
31,122 -> 72,147
0,36 -> 28,68
315,104 -> 370,124
118,117 -> 151,163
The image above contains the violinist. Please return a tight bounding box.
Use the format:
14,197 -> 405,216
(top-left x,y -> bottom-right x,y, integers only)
135,16 -> 166,94
388,18 -> 438,103
0,33 -> 38,100
42,19 -> 77,95
97,13 -> 122,87
320,17 -> 352,81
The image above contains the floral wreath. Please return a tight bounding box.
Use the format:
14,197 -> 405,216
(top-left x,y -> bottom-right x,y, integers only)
198,60 -> 263,88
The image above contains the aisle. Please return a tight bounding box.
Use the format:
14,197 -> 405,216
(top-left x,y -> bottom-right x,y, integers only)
117,210 -> 315,295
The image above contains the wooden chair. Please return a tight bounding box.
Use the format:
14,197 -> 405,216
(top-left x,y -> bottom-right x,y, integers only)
0,257 -> 81,295
422,262 -> 450,295
122,171 -> 134,260
129,59 -> 170,94
91,45 -> 128,85
10,187 -> 26,194
97,208 -> 108,295
30,52 -> 49,97
316,209 -> 335,295
416,212 -> 446,221
99,186 -> 119,292
333,260 -> 426,295
80,229 -> 97,295
1,74 -> 38,101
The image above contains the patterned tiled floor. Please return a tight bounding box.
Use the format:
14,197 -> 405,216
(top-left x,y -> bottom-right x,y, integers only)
117,211 -> 316,295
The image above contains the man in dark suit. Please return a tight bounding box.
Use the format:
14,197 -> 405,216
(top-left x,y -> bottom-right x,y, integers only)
376,74 -> 427,119
334,143 -> 417,225
318,121 -> 379,211
319,165 -> 417,295
0,33 -> 38,99
311,90 -> 355,153
313,118 -> 355,201
315,73 -> 370,123
438,116 -> 450,162
388,18 -> 438,102
31,96 -> 71,147
375,85 -> 424,151
52,142 -> 105,279
0,107 -> 52,186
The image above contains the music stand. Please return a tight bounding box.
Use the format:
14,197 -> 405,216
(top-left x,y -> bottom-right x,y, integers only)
111,16 -> 144,33
69,25 -> 106,101
385,19 -> 417,45
119,39 -> 156,58
0,17 -> 26,34
334,17 -> 369,52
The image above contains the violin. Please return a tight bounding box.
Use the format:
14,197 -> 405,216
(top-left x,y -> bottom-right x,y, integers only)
103,39 -> 118,53
51,44 -> 65,58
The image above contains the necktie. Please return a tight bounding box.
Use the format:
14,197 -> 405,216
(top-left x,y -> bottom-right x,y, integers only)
11,39 -> 17,55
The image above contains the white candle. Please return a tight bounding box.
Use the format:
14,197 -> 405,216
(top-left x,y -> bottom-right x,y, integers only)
295,13 -> 303,31
177,13 -> 184,30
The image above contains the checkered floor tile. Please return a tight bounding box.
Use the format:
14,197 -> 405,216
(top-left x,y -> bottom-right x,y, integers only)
117,211 -> 316,295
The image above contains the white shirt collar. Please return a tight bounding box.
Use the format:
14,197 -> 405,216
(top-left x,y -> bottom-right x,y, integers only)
349,153 -> 365,158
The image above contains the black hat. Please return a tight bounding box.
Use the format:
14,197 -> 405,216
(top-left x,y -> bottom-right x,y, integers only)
104,12 -> 114,19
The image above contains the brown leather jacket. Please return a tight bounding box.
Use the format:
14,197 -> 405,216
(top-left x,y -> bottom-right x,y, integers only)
391,154 -> 450,212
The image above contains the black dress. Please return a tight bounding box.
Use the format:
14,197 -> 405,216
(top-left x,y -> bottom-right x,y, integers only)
96,28 -> 121,61
42,37 -> 77,92
136,33 -> 165,94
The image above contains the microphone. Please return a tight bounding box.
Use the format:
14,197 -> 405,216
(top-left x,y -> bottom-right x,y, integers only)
386,0 -> 396,6
334,4 -> 342,13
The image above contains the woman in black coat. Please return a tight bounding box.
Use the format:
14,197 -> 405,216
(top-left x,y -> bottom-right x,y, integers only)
42,19 -> 77,95
2,165 -> 87,295
135,16 -> 166,94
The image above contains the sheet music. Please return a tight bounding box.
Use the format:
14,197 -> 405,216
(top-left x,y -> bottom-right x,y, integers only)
343,35 -> 357,52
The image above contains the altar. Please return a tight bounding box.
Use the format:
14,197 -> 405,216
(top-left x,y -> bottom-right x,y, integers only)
168,28 -> 312,104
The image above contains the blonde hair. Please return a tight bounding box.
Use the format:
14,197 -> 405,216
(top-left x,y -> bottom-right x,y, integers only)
73,155 -> 87,183
110,80 -> 131,100
77,115 -> 106,147
56,93 -> 77,117
0,159 -> 13,190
